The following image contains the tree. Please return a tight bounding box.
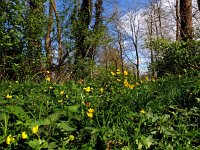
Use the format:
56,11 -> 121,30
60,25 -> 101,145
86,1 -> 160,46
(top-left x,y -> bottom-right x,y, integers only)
180,0 -> 193,41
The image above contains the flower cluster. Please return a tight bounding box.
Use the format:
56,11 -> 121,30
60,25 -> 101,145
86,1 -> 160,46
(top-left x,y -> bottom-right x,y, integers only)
86,108 -> 95,118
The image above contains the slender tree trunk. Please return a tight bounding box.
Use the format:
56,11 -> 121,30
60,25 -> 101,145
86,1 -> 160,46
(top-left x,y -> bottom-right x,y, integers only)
176,0 -> 180,41
197,0 -> 200,11
180,0 -> 193,41
45,1 -> 53,68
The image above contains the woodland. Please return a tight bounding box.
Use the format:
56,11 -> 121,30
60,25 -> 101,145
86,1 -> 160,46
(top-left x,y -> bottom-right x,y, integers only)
0,0 -> 200,149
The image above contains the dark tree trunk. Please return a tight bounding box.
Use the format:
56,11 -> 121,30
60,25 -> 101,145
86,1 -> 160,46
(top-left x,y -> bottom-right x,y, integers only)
180,0 -> 193,41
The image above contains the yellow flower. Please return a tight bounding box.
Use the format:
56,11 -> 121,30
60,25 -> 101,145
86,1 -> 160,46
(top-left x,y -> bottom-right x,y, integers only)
88,108 -> 94,113
140,109 -> 145,114
69,135 -> 75,141
116,69 -> 121,74
111,71 -> 116,76
136,82 -> 140,86
6,135 -> 12,145
100,88 -> 104,93
60,91 -> 64,95
46,70 -> 50,74
124,70 -> 128,76
87,112 -> 93,118
6,94 -> 12,99
32,125 -> 39,134
45,76 -> 51,82
15,81 -> 19,84
117,79 -> 121,82
124,79 -> 129,87
83,87 -> 91,92
58,100 -> 63,103
21,131 -> 28,139
129,84 -> 135,89
145,76 -> 149,81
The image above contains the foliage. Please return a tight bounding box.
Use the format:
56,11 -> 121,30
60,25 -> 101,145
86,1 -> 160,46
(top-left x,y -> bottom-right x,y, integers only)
150,40 -> 200,77
0,70 -> 199,149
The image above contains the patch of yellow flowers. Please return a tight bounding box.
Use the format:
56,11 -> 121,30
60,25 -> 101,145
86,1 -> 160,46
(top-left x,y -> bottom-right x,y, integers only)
86,108 -> 95,118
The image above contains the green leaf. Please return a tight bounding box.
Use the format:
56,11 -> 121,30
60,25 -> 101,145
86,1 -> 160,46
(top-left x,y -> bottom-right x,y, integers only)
57,121 -> 75,132
6,105 -> 30,121
68,105 -> 79,113
141,135 -> 153,149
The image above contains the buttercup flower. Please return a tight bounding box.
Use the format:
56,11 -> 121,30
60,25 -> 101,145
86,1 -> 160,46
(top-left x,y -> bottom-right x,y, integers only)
46,70 -> 50,74
45,76 -> 51,82
117,78 -> 121,82
129,84 -> 135,89
6,94 -> 12,99
100,88 -> 104,93
88,108 -> 94,113
69,135 -> 75,141
124,70 -> 128,76
49,86 -> 53,89
111,72 -> 116,76
58,100 -> 63,103
83,87 -> 91,92
32,125 -> 39,134
116,69 -> 121,74
21,131 -> 28,139
6,135 -> 15,145
124,79 -> 129,87
140,109 -> 145,114
60,91 -> 64,95
87,112 -> 93,118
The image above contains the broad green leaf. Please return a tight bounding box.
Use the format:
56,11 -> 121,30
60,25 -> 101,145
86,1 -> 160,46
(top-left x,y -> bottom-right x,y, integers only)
57,121 -> 75,132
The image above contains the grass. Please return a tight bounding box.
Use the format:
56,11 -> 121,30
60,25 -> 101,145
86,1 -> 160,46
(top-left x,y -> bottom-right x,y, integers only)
0,71 -> 199,149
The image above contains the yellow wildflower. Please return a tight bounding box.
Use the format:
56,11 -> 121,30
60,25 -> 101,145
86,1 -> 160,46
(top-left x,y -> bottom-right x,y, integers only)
32,125 -> 39,134
116,69 -> 121,74
60,91 -> 64,95
124,79 -> 129,87
87,112 -> 93,118
100,88 -> 104,93
88,108 -> 94,113
6,135 -> 12,145
45,76 -> 51,82
140,109 -> 145,114
6,94 -> 12,99
117,79 -> 121,82
58,100 -> 63,103
83,87 -> 91,92
15,81 -> 19,84
46,70 -> 50,74
124,70 -> 128,76
49,86 -> 53,89
145,76 -> 149,81
136,82 -> 140,86
21,131 -> 28,139
69,135 -> 75,141
129,84 -> 135,89
111,71 -> 116,76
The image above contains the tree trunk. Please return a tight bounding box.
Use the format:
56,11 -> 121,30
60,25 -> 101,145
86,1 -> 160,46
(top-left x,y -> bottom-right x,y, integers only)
180,0 -> 193,41
45,1 -> 53,68
176,0 -> 180,41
